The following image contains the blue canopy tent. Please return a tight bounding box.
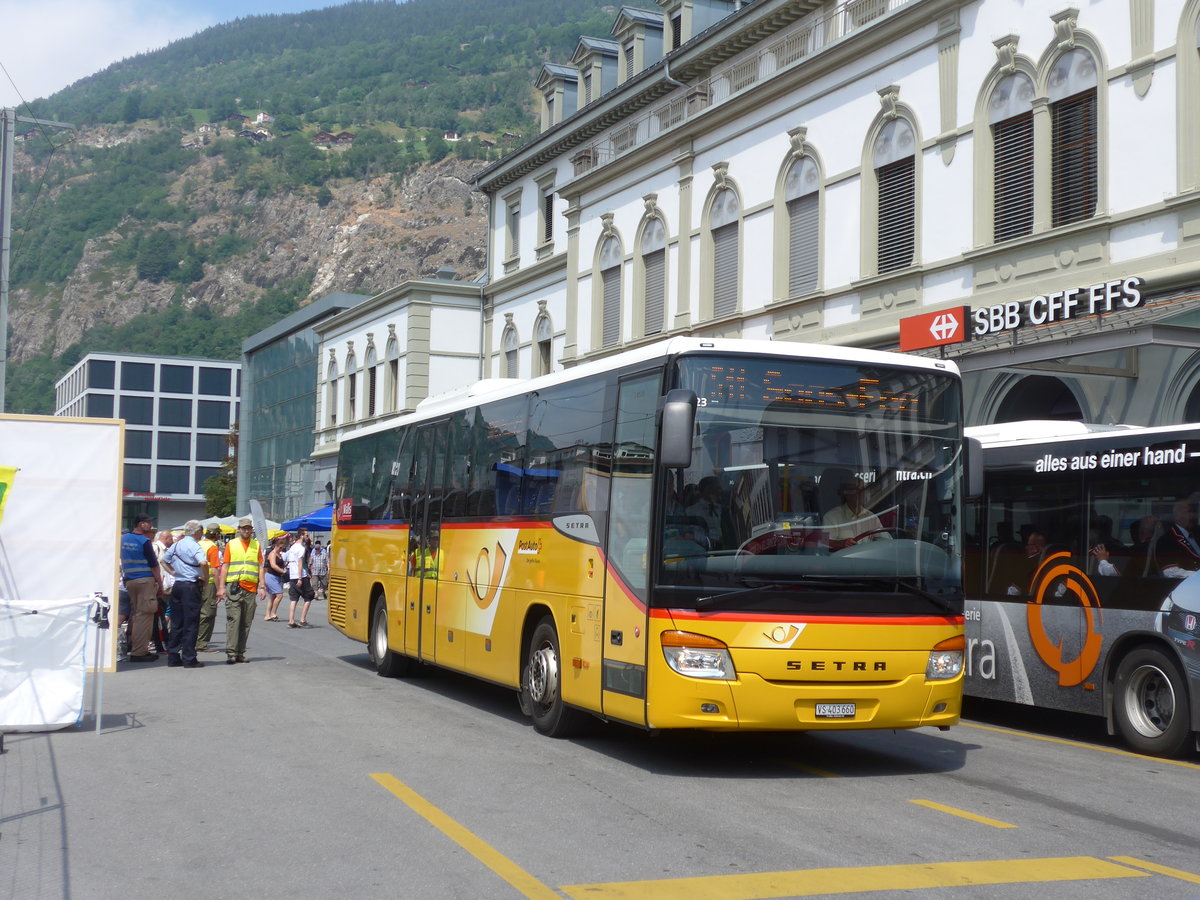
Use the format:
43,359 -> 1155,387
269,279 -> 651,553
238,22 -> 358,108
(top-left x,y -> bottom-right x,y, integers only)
281,502 -> 334,532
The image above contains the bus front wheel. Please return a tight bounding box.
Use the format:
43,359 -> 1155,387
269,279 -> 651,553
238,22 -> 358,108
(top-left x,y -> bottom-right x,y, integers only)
1113,646 -> 1190,756
369,599 -> 408,678
521,617 -> 584,737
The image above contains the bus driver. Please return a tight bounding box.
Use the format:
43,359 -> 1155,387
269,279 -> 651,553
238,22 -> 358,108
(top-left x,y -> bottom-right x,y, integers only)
825,477 -> 892,550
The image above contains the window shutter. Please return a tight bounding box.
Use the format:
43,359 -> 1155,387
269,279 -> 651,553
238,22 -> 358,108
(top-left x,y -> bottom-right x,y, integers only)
787,193 -> 819,297
876,157 -> 915,273
505,349 -> 518,378
602,264 -> 622,347
625,43 -> 634,80
712,223 -> 738,317
1051,91 -> 1097,228
543,191 -> 554,243
992,112 -> 1034,242
643,248 -> 665,335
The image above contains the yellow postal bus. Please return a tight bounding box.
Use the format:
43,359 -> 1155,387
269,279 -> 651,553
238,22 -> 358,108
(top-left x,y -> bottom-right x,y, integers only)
329,338 -> 970,737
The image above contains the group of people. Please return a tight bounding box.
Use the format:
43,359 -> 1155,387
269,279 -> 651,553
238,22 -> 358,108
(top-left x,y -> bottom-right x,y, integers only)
993,498 -> 1200,595
117,514 -> 330,668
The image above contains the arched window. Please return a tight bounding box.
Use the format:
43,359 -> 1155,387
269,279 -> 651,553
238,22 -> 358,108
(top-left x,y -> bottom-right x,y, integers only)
344,351 -> 358,423
1048,48 -> 1098,227
325,360 -> 339,428
364,346 -> 379,418
989,72 -> 1035,242
640,219 -> 667,336
710,189 -> 739,317
385,334 -> 400,413
600,236 -> 623,348
534,313 -> 553,376
873,118 -> 916,273
502,325 -> 520,378
784,156 -> 819,296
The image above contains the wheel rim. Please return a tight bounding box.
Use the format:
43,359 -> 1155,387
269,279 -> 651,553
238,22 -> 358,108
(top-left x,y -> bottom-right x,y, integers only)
372,605 -> 388,662
1122,663 -> 1177,738
527,641 -> 559,708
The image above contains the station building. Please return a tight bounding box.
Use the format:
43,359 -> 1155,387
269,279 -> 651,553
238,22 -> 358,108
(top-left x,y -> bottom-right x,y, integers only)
470,0 -> 1200,428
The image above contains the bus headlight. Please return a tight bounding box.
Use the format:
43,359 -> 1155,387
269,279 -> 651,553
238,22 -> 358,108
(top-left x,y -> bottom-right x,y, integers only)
661,631 -> 736,680
926,635 -> 965,680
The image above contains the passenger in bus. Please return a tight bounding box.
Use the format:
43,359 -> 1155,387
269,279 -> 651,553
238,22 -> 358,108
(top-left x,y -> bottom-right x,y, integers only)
1156,499 -> 1200,578
1005,530 -> 1047,595
825,477 -> 892,550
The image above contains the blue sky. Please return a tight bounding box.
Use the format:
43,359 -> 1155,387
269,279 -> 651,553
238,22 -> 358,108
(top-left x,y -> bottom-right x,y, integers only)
0,0 -> 365,109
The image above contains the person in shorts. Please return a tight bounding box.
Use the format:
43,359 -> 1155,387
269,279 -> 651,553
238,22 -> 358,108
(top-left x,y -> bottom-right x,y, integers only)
262,533 -> 290,621
286,531 -> 315,627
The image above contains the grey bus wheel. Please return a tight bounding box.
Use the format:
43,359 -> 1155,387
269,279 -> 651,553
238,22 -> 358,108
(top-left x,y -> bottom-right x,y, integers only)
521,617 -> 585,737
1113,646 -> 1190,757
369,599 -> 408,678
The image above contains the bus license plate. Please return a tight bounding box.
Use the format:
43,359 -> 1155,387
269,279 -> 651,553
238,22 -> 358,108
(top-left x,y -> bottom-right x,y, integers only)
815,703 -> 856,719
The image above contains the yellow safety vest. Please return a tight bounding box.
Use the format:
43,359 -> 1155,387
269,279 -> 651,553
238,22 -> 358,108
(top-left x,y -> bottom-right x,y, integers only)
225,538 -> 261,588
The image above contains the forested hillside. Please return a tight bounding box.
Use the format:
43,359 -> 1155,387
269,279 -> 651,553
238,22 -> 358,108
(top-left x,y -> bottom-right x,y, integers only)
6,0 -> 648,414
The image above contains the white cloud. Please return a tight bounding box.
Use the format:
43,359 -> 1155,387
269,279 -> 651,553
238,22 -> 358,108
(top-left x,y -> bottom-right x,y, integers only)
0,0 -> 213,108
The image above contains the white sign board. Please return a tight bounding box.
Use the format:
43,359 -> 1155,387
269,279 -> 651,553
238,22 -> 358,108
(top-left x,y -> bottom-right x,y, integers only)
0,414 -> 123,731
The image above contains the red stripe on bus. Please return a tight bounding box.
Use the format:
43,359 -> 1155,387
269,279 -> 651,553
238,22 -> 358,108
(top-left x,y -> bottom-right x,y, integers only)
658,609 -> 962,626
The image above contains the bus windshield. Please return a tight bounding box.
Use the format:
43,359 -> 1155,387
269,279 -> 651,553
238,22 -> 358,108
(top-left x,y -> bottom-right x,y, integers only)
656,355 -> 964,615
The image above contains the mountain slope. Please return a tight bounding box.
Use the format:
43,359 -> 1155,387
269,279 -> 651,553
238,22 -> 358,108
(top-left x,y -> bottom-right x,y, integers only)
6,0 -> 646,414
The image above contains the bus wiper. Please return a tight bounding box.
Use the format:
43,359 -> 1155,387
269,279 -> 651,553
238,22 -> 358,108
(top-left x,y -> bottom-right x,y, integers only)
696,578 -> 860,610
891,579 -> 959,615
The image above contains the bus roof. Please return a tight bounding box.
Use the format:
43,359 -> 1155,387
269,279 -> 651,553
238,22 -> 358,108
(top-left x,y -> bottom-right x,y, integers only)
348,337 -> 961,441
964,419 -> 1192,448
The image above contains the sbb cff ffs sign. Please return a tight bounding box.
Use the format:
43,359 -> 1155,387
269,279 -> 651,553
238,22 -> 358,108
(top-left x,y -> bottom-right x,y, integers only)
899,306 -> 969,351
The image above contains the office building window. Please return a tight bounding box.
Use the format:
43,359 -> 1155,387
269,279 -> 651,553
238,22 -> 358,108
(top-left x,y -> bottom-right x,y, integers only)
197,400 -> 230,430
87,359 -> 115,389
159,364 -> 193,394
158,431 -> 191,460
199,367 -> 232,396
121,362 -> 154,392
156,465 -> 190,494
120,395 -> 154,426
159,398 -> 193,428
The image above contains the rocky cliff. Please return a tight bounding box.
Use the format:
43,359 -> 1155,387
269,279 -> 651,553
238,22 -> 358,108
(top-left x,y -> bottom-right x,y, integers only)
8,149 -> 490,365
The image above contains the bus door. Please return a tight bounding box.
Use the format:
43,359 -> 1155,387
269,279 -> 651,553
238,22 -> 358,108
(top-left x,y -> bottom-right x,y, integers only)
405,419 -> 448,662
601,371 -> 660,724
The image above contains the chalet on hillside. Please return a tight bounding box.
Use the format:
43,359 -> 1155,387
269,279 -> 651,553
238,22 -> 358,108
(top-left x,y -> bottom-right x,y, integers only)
255,112 -> 274,125
226,114 -> 250,125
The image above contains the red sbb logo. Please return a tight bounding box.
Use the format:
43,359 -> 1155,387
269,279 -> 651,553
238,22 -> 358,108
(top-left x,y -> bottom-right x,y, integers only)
899,306 -> 970,352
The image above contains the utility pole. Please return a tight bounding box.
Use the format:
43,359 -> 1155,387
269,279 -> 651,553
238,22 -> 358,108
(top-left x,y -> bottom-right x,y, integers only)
0,108 -> 74,412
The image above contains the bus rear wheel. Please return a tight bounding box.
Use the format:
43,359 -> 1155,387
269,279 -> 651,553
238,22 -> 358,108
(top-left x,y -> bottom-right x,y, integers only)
521,617 -> 584,738
369,599 -> 408,678
1113,646 -> 1189,757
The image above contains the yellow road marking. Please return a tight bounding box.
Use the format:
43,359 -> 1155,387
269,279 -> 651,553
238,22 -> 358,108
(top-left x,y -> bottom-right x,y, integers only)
908,799 -> 1016,828
1109,856 -> 1200,884
371,773 -> 563,900
559,856 -> 1147,900
960,721 -> 1200,769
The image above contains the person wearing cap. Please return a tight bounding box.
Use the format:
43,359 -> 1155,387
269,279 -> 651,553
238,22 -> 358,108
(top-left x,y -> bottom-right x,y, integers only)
216,517 -> 265,664
120,514 -> 165,662
162,520 -> 208,668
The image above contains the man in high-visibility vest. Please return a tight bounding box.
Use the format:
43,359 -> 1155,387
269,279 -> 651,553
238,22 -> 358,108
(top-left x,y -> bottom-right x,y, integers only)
216,517 -> 265,664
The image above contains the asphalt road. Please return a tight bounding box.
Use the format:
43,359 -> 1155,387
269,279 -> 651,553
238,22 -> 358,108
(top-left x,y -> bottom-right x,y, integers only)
3,610 -> 1199,900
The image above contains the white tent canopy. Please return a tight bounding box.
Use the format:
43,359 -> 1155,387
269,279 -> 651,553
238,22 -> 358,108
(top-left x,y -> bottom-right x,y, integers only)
167,514 -> 282,535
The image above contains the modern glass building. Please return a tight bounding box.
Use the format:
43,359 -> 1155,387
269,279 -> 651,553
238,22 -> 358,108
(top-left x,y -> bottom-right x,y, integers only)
55,352 -> 241,527
237,292 -> 369,522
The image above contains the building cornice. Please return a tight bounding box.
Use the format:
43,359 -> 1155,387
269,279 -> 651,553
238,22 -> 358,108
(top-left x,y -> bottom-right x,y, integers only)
473,0 -> 830,193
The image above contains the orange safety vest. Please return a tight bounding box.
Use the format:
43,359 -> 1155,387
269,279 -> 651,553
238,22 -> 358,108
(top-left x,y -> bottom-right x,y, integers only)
224,538 -> 262,589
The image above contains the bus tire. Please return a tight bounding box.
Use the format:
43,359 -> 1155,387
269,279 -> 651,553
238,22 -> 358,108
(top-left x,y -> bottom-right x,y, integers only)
369,598 -> 408,678
522,617 -> 584,738
1112,646 -> 1190,757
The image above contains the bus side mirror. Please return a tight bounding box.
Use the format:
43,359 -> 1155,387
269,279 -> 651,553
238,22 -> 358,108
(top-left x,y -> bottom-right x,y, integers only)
965,437 -> 984,499
660,389 -> 698,468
